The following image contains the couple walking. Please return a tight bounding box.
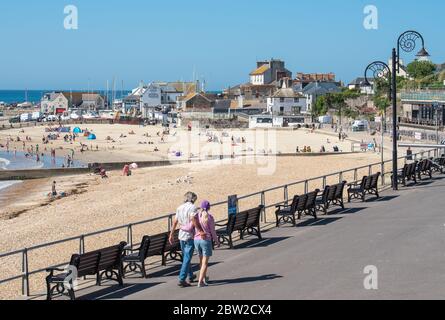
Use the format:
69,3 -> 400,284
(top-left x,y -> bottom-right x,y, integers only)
169,192 -> 219,288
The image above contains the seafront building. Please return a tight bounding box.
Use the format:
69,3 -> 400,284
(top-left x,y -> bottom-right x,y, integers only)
401,90 -> 445,126
266,79 -> 308,116
40,92 -> 105,114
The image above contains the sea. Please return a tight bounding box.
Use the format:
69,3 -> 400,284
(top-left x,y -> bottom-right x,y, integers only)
0,150 -> 86,194
0,90 -> 130,104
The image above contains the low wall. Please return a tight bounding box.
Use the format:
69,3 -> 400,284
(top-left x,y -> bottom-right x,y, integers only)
0,168 -> 90,181
1,152 -> 360,181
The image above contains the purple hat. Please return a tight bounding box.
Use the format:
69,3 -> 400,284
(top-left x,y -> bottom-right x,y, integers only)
201,200 -> 211,211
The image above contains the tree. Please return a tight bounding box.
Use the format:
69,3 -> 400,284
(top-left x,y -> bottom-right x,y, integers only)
406,60 -> 436,79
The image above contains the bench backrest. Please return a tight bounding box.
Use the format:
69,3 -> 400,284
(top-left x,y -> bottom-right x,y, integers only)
296,194 -> 309,211
320,186 -> 333,203
147,233 -> 168,257
136,236 -> 151,260
96,242 -> 127,272
368,173 -> 380,189
359,176 -> 368,189
334,181 -> 346,200
231,211 -> 249,233
70,251 -> 101,278
409,162 -> 418,175
289,195 -> 300,212
401,164 -> 409,176
164,230 -> 180,252
245,206 -> 263,229
305,189 -> 320,210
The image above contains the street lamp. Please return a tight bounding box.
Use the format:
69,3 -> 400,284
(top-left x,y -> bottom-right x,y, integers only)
364,61 -> 391,179
391,30 -> 429,190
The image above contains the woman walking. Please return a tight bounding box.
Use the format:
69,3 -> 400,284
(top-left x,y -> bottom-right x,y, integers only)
183,200 -> 219,287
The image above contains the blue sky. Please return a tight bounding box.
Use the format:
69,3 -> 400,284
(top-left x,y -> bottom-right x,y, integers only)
0,0 -> 443,90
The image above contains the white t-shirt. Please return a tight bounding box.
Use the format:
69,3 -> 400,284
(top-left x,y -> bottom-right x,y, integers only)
176,202 -> 197,241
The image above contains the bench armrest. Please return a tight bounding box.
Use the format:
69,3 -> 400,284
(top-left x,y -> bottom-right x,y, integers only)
215,222 -> 228,228
46,267 -> 66,277
275,204 -> 289,209
347,182 -> 360,187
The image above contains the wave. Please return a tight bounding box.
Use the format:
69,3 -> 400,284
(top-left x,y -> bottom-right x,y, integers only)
0,157 -> 11,170
0,181 -> 21,192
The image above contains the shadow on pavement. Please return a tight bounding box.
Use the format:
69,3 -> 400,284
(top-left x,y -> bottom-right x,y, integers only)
234,237 -> 290,249
209,274 -> 283,287
297,217 -> 342,227
79,282 -> 164,300
375,195 -> 399,202
327,207 -> 367,215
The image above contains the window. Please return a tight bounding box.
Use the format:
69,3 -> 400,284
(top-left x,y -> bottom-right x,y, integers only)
294,98 -> 299,103
280,98 -> 285,103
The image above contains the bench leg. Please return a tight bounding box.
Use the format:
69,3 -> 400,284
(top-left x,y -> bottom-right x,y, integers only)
141,262 -> 147,278
229,235 -> 234,249
45,280 -> 52,301
68,288 -> 75,301
257,225 -> 262,240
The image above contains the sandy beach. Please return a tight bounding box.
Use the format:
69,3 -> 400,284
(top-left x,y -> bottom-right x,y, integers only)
0,123 -> 385,299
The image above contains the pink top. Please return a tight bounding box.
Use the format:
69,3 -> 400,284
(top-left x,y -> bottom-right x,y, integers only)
181,211 -> 219,244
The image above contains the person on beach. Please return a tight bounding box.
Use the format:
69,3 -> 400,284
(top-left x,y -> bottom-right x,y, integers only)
170,192 -> 205,288
51,181 -> 57,197
181,200 -> 219,287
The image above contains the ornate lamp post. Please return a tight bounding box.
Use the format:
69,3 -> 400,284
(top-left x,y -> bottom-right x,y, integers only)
364,61 -> 391,180
391,30 -> 430,190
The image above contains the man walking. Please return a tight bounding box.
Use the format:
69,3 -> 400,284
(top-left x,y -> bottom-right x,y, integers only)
170,192 -> 205,287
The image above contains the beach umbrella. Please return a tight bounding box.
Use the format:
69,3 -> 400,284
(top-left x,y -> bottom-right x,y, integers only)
130,163 -> 138,169
87,134 -> 97,140
73,127 -> 82,134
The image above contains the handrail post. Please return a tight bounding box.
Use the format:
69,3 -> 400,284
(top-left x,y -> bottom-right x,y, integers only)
381,162 -> 385,186
168,214 -> 173,232
322,176 -> 327,189
127,225 -> 133,248
22,249 -> 30,297
368,165 -> 372,176
261,192 -> 266,223
339,172 -> 343,184
304,180 -> 308,194
79,236 -> 85,254
284,185 -> 289,206
354,169 -> 358,182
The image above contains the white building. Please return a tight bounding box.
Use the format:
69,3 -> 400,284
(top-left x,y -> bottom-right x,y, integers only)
248,115 -> 306,129
124,82 -> 184,118
266,83 -> 307,115
40,92 -> 69,114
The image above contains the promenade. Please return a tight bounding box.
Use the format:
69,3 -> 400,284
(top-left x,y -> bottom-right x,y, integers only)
31,174 -> 445,300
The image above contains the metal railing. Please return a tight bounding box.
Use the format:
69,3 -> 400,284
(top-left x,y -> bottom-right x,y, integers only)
0,148 -> 439,298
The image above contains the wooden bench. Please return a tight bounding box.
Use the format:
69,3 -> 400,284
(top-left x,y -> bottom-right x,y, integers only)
276,189 -> 320,227
432,157 -> 445,174
347,173 -> 380,202
298,189 -> 320,220
45,241 -> 127,300
217,206 -> 263,249
275,195 -> 300,227
122,231 -> 182,278
394,162 -> 418,186
417,159 -> 433,180
316,181 -> 346,215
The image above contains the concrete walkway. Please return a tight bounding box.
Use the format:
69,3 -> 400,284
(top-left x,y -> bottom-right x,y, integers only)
41,175 -> 445,300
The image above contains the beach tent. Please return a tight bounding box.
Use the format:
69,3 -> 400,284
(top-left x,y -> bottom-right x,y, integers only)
73,127 -> 82,134
58,127 -> 71,133
87,134 -> 97,140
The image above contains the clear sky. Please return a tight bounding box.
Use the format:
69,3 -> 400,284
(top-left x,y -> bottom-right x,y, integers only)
0,0 -> 443,91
